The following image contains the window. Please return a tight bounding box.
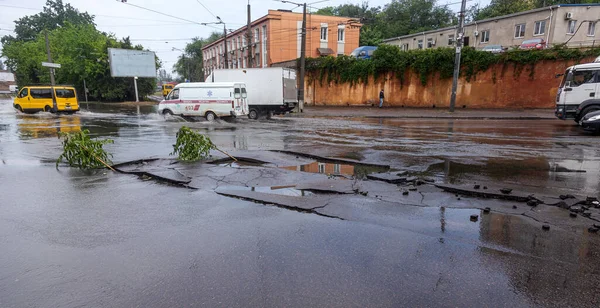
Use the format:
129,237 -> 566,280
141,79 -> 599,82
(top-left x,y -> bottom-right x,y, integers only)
30,89 -> 52,99
515,24 -> 525,38
448,34 -> 454,46
588,21 -> 597,36
168,89 -> 179,100
234,87 -> 241,99
337,28 -> 345,42
18,88 -> 28,98
480,30 -> 490,43
333,164 -> 341,174
55,89 -> 75,98
569,70 -> 599,87
320,26 -> 328,41
254,28 -> 260,43
318,163 -> 325,174
242,36 -> 246,47
241,86 -> 247,98
534,20 -> 546,35
567,20 -> 577,34
417,40 -> 423,49
262,25 -> 267,67
427,38 -> 434,48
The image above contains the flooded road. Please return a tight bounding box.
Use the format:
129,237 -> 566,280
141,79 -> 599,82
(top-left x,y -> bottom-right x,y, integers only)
1,99 -> 600,307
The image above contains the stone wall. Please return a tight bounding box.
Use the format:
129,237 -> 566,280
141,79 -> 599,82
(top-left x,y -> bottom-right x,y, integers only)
305,57 -> 596,109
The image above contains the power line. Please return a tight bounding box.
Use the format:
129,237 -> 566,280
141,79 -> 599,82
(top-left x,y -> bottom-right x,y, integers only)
195,0 -> 217,19
0,4 -> 196,24
120,2 -> 221,30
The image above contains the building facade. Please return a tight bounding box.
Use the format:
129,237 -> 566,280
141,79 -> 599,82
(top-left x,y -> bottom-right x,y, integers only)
383,4 -> 600,51
202,10 -> 361,76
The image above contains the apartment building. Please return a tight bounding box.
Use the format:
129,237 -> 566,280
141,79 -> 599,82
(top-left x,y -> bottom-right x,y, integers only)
383,4 -> 600,51
202,9 -> 362,75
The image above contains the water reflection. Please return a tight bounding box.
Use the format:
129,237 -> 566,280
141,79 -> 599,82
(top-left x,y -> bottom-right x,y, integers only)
18,116 -> 81,139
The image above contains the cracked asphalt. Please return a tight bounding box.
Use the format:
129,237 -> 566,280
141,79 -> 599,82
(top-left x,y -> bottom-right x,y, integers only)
1,100 -> 600,307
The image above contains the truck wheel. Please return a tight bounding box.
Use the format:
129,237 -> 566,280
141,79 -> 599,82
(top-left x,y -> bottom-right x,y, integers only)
44,105 -> 51,112
580,106 -> 600,120
266,110 -> 273,120
14,104 -> 22,112
248,109 -> 259,120
162,109 -> 173,116
205,111 -> 217,122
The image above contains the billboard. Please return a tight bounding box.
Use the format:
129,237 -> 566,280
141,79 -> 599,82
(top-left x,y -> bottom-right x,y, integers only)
108,48 -> 156,78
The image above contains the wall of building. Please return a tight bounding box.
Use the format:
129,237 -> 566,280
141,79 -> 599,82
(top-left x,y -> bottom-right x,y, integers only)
552,6 -> 600,47
385,5 -> 600,50
202,10 -> 361,74
305,57 -> 596,108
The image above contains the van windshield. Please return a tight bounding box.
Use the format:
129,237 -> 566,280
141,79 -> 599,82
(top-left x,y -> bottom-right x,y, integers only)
55,89 -> 75,98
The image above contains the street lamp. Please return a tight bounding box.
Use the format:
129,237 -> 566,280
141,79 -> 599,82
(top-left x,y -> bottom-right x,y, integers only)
201,17 -> 229,69
172,47 -> 190,82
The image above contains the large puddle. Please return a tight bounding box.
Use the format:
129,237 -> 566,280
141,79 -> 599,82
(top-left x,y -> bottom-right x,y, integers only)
280,161 -> 389,179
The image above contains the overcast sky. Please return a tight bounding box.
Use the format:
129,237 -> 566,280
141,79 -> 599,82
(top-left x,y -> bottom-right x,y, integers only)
0,0 -> 490,73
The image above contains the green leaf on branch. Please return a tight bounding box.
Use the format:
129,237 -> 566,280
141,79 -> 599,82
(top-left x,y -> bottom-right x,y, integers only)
56,129 -> 114,169
171,126 -> 215,162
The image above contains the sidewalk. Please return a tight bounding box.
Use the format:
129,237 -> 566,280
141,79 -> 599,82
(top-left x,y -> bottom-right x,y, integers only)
297,106 -> 557,120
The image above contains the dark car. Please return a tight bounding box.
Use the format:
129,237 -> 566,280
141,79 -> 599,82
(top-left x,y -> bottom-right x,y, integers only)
519,38 -> 546,50
580,110 -> 600,133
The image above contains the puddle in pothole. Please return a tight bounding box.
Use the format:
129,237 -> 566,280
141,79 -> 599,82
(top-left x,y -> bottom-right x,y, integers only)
280,161 -> 389,179
220,185 -> 315,197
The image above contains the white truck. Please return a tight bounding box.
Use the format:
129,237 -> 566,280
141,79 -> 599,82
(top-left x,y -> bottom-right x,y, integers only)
555,62 -> 600,122
206,67 -> 298,119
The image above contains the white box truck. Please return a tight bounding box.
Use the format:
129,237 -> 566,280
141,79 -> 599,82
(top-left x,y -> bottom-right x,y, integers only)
555,62 -> 600,122
206,67 -> 298,119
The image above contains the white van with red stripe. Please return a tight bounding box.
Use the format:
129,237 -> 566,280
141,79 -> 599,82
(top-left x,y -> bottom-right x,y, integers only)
158,82 -> 248,121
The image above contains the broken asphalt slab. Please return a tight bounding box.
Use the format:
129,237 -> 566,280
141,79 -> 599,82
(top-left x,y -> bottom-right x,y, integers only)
214,187 -> 331,213
269,150 -> 390,169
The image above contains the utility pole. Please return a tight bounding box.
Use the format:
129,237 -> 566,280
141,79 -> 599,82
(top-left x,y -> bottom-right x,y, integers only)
298,2 -> 306,113
44,31 -> 58,112
247,1 -> 252,68
449,0 -> 467,112
223,22 -> 229,69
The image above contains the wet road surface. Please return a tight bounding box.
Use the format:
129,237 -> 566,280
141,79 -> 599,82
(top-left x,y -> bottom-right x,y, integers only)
1,100 -> 600,307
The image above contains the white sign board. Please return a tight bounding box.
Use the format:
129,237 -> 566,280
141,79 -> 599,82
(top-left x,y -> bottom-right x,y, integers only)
108,48 -> 156,78
42,62 -> 61,68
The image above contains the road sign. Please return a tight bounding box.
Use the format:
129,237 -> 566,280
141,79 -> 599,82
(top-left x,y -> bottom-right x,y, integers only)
42,62 -> 61,68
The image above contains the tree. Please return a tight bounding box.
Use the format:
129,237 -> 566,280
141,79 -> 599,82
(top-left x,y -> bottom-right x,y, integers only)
1,1 -> 158,102
1,0 -> 94,45
173,37 -> 205,82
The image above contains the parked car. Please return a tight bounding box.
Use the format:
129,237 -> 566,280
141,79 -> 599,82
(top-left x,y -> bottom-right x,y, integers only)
350,46 -> 377,59
580,110 -> 600,133
481,45 -> 506,53
519,38 -> 546,50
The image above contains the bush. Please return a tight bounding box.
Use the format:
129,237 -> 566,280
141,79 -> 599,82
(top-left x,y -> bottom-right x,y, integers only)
171,126 -> 215,161
305,45 -> 600,86
56,129 -> 114,169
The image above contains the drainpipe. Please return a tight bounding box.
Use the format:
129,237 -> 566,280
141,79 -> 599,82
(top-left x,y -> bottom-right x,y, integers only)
546,6 -> 553,47
474,21 -> 478,47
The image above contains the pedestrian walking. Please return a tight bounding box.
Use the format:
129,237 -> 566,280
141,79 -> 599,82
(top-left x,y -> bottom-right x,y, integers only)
379,89 -> 384,108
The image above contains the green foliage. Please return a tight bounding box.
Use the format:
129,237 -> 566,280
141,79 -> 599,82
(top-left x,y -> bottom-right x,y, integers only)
1,1 -> 158,102
1,0 -> 94,45
57,129 -> 114,169
470,0 -> 597,21
171,126 -> 215,162
306,45 -> 600,86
